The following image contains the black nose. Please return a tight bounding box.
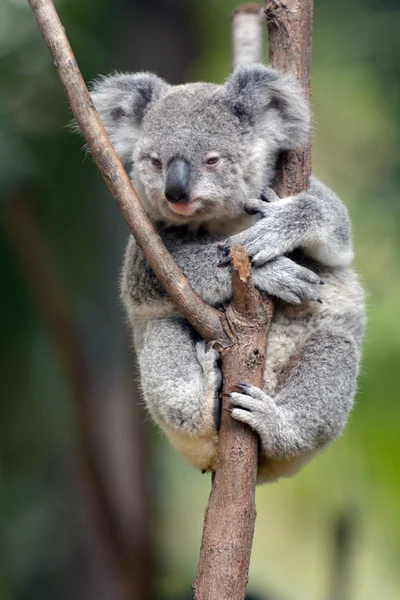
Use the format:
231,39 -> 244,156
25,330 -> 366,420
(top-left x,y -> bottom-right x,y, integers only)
165,159 -> 190,203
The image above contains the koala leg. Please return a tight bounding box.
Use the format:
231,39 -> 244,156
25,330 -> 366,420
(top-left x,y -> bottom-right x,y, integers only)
137,317 -> 221,471
226,327 -> 360,481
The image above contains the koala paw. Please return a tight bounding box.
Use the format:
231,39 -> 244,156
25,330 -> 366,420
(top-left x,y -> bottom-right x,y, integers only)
224,383 -> 284,456
218,195 -> 295,264
196,340 -> 222,430
252,256 -> 323,304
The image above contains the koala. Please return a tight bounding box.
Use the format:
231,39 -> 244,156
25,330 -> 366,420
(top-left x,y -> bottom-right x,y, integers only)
91,64 -> 366,482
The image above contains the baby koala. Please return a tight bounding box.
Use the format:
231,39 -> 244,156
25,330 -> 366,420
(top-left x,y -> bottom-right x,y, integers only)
91,64 -> 366,482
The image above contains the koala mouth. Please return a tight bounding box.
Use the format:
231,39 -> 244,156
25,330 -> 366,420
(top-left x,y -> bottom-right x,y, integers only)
167,198 -> 202,216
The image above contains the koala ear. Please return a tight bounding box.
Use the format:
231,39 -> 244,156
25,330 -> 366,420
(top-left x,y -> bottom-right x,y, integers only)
90,72 -> 170,164
221,64 -> 310,151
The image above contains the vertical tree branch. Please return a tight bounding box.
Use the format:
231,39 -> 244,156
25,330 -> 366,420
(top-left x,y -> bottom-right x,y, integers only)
193,245 -> 273,599
265,0 -> 313,195
194,2 -> 314,598
193,7 -> 269,599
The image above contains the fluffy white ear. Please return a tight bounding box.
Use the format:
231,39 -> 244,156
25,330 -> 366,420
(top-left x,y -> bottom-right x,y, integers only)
221,64 -> 310,151
90,72 -> 170,164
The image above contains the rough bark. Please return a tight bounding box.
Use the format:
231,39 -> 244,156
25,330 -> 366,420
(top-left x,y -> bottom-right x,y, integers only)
193,246 -> 273,599
194,2 -> 314,597
265,0 -> 313,196
193,7 -> 269,599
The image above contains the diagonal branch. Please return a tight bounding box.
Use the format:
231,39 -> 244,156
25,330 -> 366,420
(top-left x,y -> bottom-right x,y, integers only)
27,0 -> 224,343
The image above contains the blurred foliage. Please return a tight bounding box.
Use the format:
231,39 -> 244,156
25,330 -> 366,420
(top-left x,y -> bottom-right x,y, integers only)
1,0 -> 400,599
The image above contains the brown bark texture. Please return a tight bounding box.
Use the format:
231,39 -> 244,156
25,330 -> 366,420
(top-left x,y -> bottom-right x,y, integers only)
194,2 -> 314,597
193,6 -> 270,599
193,246 -> 274,599
265,0 -> 314,196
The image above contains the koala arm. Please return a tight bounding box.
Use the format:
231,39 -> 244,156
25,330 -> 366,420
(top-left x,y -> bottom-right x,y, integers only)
221,178 -> 354,268
122,231 -> 323,314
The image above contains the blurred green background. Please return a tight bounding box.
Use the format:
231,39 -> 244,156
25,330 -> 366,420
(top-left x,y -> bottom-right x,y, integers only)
1,0 -> 399,599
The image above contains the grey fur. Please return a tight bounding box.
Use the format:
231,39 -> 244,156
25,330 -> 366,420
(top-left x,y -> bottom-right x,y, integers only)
91,64 -> 366,482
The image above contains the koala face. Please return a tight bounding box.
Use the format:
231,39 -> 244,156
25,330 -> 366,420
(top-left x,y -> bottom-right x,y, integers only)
134,84 -> 269,224
91,65 -> 310,225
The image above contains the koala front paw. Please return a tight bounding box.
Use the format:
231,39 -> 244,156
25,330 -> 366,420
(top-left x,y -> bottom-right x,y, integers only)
196,340 -> 222,430
252,256 -> 323,304
218,196 -> 288,264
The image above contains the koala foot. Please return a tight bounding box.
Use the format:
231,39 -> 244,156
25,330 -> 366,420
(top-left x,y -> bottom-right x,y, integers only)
224,383 -> 285,457
196,340 -> 222,430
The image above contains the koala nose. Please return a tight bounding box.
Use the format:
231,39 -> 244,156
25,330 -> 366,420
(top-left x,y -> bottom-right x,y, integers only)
165,158 -> 190,204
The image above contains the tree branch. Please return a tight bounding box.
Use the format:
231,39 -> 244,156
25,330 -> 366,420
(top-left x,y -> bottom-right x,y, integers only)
193,247 -> 273,599
265,0 -> 313,195
193,7 -> 272,599
194,2 -> 314,597
27,0 -> 224,343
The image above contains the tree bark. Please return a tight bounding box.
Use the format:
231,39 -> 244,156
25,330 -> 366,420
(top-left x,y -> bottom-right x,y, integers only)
193,246 -> 273,599
194,2 -> 314,598
193,7 -> 270,599
265,0 -> 313,195
232,4 -> 264,70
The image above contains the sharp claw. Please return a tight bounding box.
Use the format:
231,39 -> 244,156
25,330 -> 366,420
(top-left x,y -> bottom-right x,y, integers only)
317,297 -> 323,304
236,383 -> 249,391
260,193 -> 270,202
219,392 -> 232,399
229,383 -> 247,393
319,280 -> 325,285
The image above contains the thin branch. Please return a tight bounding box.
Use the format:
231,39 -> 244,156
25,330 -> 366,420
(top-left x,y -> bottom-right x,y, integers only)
194,2 -> 314,597
27,0 -> 224,343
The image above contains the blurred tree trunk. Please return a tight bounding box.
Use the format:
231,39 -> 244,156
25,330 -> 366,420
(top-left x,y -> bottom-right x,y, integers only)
71,2 -> 197,600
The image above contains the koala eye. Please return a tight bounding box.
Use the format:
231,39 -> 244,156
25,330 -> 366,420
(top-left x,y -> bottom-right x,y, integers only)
205,154 -> 221,168
151,157 -> 162,169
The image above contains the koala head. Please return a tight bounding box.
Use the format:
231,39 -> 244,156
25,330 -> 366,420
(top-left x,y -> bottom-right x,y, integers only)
91,65 -> 310,225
